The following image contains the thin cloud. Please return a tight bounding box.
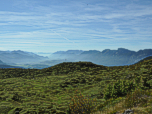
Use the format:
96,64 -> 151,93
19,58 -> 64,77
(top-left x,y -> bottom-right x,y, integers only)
0,0 -> 152,53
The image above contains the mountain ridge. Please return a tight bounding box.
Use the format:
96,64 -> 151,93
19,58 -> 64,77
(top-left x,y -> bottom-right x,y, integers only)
48,48 -> 152,67
0,50 -> 49,65
1,48 -> 152,69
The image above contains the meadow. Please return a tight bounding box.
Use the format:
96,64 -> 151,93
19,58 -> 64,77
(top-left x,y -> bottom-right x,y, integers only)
0,59 -> 152,114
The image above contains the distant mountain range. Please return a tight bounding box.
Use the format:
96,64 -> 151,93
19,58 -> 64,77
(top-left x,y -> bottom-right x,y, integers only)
0,50 -> 49,65
48,48 -> 152,67
0,48 -> 152,69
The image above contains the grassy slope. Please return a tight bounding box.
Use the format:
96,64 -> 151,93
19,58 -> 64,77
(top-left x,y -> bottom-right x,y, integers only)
0,59 -> 152,114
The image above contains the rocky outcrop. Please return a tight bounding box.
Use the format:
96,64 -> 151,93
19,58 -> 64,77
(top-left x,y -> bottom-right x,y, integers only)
122,109 -> 134,114
114,109 -> 134,114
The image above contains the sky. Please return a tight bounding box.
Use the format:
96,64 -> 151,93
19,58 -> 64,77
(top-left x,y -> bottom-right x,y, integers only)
0,0 -> 152,57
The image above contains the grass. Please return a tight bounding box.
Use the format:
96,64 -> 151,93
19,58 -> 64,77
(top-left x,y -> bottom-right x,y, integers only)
0,60 -> 152,113
66,84 -> 152,114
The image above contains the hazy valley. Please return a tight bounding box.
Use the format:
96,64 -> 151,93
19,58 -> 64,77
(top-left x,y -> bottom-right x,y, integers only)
0,48 -> 152,69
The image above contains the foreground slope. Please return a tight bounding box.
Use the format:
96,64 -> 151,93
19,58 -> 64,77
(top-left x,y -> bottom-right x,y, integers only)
0,57 -> 152,114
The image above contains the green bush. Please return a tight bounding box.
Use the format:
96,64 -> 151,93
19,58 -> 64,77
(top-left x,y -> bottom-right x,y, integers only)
103,75 -> 152,101
103,79 -> 136,100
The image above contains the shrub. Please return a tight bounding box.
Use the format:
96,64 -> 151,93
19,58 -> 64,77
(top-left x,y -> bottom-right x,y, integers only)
67,87 -> 99,114
123,87 -> 152,109
103,79 -> 136,100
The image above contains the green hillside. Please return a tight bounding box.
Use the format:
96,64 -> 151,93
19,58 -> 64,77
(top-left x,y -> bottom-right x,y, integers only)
0,58 -> 152,114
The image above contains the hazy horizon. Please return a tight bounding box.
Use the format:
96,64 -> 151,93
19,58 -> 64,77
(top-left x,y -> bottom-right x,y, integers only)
0,0 -> 152,57
1,47 -> 152,57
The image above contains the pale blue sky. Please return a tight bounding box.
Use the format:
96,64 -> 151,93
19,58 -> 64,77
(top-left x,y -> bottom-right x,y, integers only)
0,0 -> 152,57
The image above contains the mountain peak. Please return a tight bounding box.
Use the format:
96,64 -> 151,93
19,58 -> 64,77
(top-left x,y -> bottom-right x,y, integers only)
118,48 -> 127,50
101,49 -> 111,53
13,50 -> 23,52
53,50 -> 84,55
